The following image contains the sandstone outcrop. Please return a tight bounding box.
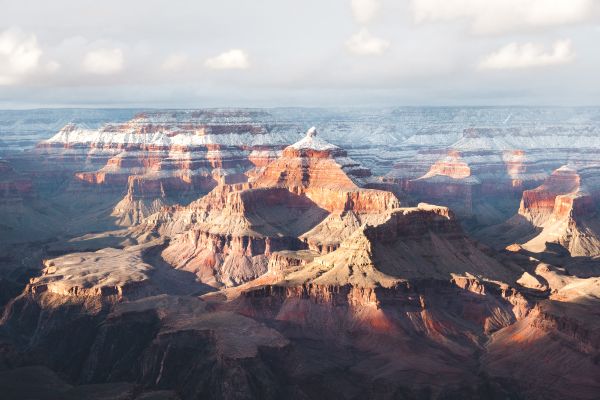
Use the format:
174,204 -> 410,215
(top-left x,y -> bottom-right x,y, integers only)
34,111 -> 298,226
482,165 -> 600,256
383,126 -> 600,225
153,128 -> 400,287
27,245 -> 158,302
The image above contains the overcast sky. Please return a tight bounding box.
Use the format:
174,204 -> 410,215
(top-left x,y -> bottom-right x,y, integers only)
1,0 -> 599,108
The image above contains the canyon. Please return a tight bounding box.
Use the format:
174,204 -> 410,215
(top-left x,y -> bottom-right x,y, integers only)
0,108 -> 599,400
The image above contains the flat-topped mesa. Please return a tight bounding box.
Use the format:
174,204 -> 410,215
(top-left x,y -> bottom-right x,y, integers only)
27,246 -> 157,302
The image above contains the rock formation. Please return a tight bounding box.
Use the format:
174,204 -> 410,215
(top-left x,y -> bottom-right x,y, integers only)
35,111 -> 298,226
145,128 -> 400,288
3,109 -> 600,400
480,165 -> 600,256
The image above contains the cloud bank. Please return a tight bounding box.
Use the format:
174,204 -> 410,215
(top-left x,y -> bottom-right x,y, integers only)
346,28 -> 390,55
82,48 -> 124,75
205,49 -> 250,70
161,53 -> 189,72
351,0 -> 381,25
412,0 -> 596,34
480,40 -> 574,70
0,28 -> 59,85
0,0 -> 598,106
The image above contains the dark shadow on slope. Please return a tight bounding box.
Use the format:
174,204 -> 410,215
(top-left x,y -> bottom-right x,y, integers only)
141,243 -> 216,296
470,213 -> 542,250
512,246 -> 600,278
239,187 -> 330,237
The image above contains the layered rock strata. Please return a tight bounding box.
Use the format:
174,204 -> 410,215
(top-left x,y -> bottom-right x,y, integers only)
481,165 -> 600,256
34,111 -> 299,226
137,128 -> 400,288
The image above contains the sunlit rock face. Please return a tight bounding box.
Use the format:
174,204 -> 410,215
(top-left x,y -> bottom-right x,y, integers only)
27,246 -> 157,301
404,151 -> 480,215
515,165 -> 600,256
130,127 -> 402,288
384,125 -> 600,226
33,111 -> 300,226
478,164 -> 600,257
519,166 -> 582,226
253,127 -> 397,214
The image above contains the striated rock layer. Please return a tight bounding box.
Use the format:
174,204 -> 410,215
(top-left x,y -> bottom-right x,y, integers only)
480,165 -> 600,256
384,126 -> 600,227
138,128 -> 401,288
34,111 -> 299,226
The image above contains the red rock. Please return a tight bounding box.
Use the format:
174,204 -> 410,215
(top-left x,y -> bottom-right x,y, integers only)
519,165 -> 581,225
139,128 -> 402,287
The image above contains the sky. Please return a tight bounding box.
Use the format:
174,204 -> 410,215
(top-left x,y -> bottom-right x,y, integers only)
1,0 -> 599,108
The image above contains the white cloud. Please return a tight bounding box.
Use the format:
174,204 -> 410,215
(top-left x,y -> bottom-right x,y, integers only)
346,28 -> 390,55
82,48 -> 124,75
480,40 -> 574,70
0,28 -> 59,85
411,0 -> 595,34
161,53 -> 189,71
205,49 -> 249,70
351,0 -> 381,25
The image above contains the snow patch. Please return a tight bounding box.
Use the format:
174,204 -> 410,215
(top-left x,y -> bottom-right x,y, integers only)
288,127 -> 339,151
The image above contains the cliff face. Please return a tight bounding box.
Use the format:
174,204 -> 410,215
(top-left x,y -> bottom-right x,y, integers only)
383,130 -> 578,224
34,111 -> 297,226
223,203 -> 540,397
4,199 -> 597,399
512,166 -> 600,256
1,196 -> 539,399
483,265 -> 600,400
111,173 -> 218,226
519,166 -> 582,226
0,293 -> 292,400
234,203 -> 528,343
142,128 -> 403,288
